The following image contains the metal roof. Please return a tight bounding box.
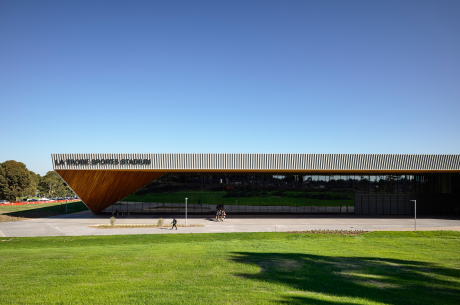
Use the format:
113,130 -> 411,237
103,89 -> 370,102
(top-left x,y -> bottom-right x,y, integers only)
52,154 -> 460,171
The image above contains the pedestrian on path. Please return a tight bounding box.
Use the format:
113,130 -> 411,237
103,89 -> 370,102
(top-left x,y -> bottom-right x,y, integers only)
171,218 -> 177,230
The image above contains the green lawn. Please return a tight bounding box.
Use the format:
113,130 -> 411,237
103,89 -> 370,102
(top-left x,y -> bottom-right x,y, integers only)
1,231 -> 459,304
125,191 -> 355,207
0,201 -> 88,222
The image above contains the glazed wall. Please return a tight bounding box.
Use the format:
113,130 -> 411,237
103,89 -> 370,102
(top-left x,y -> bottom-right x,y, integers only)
101,173 -> 460,215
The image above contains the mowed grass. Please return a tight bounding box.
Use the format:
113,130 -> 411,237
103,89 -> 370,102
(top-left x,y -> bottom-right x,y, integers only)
124,191 -> 355,207
1,232 -> 459,304
0,201 -> 88,222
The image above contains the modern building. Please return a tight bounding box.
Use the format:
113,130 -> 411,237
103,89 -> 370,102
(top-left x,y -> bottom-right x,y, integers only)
52,154 -> 460,216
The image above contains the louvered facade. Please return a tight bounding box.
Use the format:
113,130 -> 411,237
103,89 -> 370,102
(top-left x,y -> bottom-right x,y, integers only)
52,154 -> 460,215
52,153 -> 460,172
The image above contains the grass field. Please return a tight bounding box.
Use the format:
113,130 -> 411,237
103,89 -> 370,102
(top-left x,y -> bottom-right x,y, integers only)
1,231 -> 459,304
124,191 -> 355,207
0,201 -> 88,222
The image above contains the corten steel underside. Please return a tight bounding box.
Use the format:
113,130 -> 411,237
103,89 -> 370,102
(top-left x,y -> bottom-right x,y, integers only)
56,170 -> 165,214
53,154 -> 460,214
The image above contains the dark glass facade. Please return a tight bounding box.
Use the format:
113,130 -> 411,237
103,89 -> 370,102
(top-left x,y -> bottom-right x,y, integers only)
102,173 -> 460,215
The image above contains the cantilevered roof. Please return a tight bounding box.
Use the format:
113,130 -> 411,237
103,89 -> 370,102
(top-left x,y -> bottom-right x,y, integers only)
52,154 -> 460,172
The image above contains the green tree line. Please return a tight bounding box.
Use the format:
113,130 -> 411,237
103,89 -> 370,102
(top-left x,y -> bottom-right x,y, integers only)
0,160 -> 75,202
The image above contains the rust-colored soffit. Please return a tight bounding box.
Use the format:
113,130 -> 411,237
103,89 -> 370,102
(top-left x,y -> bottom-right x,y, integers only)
56,170 -> 164,214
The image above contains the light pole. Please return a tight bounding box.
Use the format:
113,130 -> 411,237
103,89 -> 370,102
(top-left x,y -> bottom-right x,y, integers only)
410,200 -> 416,233
185,198 -> 188,227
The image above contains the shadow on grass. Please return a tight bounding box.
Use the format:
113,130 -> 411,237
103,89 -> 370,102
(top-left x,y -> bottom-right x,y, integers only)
5,201 -> 88,219
232,252 -> 460,305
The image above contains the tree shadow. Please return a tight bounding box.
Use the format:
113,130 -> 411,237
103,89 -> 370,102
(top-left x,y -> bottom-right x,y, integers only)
231,252 -> 460,305
4,201 -> 88,219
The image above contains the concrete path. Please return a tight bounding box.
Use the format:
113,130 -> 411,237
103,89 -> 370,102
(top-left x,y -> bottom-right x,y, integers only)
0,211 -> 459,237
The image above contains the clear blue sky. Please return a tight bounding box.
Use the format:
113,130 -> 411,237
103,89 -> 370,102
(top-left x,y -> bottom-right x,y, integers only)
1,0 -> 459,175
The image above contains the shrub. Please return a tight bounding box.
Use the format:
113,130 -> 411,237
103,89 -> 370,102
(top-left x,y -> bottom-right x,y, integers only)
157,218 -> 164,226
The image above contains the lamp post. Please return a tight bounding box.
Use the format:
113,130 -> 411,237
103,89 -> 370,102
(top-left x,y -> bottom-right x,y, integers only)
410,200 -> 416,233
185,198 -> 188,227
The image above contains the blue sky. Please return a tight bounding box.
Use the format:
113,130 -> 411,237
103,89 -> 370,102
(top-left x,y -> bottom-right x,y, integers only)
1,0 -> 459,175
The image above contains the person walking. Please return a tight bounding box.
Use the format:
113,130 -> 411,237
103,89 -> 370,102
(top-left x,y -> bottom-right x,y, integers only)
171,217 -> 177,230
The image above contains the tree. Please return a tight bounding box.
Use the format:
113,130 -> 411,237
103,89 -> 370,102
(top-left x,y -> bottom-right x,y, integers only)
24,171 -> 41,197
38,171 -> 74,197
0,160 -> 31,202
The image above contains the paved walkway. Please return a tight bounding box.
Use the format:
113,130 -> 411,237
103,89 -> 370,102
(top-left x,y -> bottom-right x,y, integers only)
0,211 -> 459,237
